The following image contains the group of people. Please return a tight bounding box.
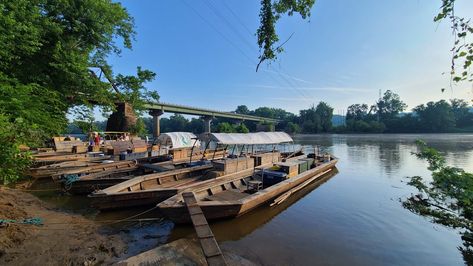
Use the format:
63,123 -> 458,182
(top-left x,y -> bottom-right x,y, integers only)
118,132 -> 130,141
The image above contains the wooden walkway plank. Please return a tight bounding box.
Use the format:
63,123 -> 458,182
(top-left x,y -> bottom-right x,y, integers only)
182,192 -> 227,266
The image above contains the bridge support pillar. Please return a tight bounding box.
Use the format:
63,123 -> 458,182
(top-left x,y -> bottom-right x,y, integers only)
149,110 -> 164,139
203,116 -> 213,133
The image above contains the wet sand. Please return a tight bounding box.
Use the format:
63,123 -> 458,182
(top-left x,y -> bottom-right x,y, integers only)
0,186 -> 127,265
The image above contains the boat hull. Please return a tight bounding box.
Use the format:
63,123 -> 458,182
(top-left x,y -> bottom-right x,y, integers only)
90,189 -> 178,210
159,158 -> 338,224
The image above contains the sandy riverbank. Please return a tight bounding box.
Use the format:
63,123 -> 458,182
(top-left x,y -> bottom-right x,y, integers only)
0,186 -> 127,265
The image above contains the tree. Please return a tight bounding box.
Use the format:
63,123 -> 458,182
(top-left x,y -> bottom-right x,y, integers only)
165,114 -> 188,132
315,102 -> 333,132
346,104 -> 369,121
186,118 -> 205,134
216,122 -> 235,133
451,99 -> 473,128
73,108 -> 99,134
113,67 -> 159,113
285,122 -> 301,134
414,100 -> 456,131
254,107 -> 276,118
235,105 -> 250,115
235,123 -> 250,133
299,106 -> 320,133
0,0 -> 137,182
374,90 -> 407,121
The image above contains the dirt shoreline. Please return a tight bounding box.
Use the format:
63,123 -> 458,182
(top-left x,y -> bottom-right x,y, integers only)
0,186 -> 127,265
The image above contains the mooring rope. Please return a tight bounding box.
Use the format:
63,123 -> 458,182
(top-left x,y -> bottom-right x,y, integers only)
0,217 -> 43,226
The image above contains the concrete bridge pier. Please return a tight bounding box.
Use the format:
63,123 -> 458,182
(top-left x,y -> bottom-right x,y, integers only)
149,109 -> 164,138
203,116 -> 213,133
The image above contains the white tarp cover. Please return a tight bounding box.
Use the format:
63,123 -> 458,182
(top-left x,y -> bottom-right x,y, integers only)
207,132 -> 293,145
157,132 -> 200,148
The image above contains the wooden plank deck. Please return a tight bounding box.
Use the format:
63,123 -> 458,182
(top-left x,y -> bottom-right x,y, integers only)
182,192 -> 227,266
205,190 -> 248,202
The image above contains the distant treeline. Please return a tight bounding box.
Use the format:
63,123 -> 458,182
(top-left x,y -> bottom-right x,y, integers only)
67,90 -> 473,135
336,91 -> 473,133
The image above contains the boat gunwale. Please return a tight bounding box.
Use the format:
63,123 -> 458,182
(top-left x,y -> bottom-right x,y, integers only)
158,155 -> 336,208
90,164 -> 214,195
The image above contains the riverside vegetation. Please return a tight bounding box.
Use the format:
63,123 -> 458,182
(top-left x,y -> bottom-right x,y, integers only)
0,0 -> 315,184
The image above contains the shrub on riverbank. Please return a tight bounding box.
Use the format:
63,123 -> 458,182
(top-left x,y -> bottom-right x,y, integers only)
404,141 -> 473,263
0,115 -> 34,184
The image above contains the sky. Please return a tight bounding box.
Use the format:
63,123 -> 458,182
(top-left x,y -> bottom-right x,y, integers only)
107,0 -> 473,117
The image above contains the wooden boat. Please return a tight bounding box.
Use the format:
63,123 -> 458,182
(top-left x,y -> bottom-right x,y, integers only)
62,149 -> 228,195
29,153 -> 173,180
88,151 -> 286,210
90,131 -> 302,210
88,163 -> 215,210
158,154 -> 338,224
60,165 -> 149,195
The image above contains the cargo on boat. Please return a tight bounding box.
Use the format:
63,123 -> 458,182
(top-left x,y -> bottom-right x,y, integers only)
157,153 -> 338,224
89,132 -> 297,210
62,132 -> 227,194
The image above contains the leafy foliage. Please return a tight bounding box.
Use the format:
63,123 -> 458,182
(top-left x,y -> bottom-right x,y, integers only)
0,114 -> 33,184
339,90 -> 473,133
434,0 -> 473,83
113,67 -> 159,112
413,100 -> 456,131
217,122 -> 236,133
256,0 -> 315,70
0,0 -> 138,183
374,90 -> 407,120
404,141 -> 473,263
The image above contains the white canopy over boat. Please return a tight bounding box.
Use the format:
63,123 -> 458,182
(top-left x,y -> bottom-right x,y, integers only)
206,132 -> 293,145
157,132 -> 200,149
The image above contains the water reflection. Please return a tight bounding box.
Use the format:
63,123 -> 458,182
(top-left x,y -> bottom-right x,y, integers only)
29,134 -> 473,265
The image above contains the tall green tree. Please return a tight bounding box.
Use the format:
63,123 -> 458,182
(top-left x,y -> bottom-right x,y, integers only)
235,105 -> 250,115
346,104 -> 369,121
450,99 -> 473,128
0,0 -> 147,183
299,105 -> 320,133
216,122 -> 236,133
374,90 -> 407,121
413,100 -> 456,131
315,102 -> 333,132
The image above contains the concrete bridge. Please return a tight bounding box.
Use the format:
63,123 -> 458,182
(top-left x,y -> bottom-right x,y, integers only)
145,102 -> 278,137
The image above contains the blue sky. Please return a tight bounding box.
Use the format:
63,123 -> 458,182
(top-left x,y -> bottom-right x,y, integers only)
108,0 -> 473,117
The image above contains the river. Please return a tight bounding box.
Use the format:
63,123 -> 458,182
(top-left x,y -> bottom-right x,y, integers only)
32,133 -> 473,265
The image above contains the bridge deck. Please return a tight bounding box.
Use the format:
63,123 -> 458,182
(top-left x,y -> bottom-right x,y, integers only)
145,102 -> 278,123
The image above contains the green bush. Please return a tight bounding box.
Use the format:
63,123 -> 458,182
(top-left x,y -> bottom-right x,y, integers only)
0,114 -> 34,184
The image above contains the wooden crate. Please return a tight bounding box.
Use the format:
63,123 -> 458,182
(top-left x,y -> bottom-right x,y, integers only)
170,148 -> 191,160
252,152 -> 281,166
275,161 -> 299,178
72,145 -> 87,154
212,156 -> 254,174
131,139 -> 147,153
109,141 -> 133,155
296,160 -> 309,174
53,137 -> 84,153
